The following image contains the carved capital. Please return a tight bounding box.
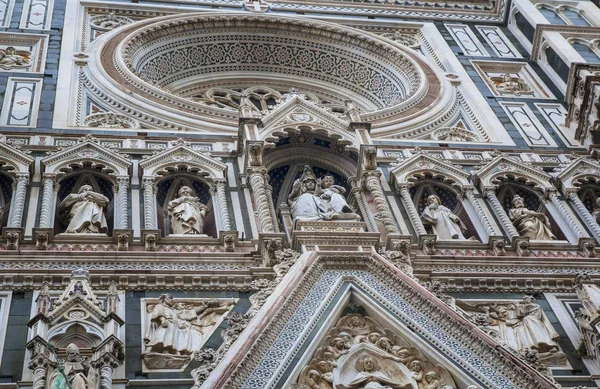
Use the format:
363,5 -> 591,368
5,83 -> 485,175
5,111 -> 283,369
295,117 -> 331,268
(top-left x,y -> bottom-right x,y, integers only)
247,141 -> 264,166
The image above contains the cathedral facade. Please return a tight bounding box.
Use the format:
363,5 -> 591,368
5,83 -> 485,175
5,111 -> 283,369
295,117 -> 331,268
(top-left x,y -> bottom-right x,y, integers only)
0,0 -> 600,388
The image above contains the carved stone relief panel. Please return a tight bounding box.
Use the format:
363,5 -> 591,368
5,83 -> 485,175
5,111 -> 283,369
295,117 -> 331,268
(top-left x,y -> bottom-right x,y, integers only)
297,310 -> 457,389
472,61 -> 555,99
141,295 -> 236,372
457,296 -> 569,367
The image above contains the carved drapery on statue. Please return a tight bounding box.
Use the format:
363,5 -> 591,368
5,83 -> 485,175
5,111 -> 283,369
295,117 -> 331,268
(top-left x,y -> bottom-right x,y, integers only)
457,296 -> 567,366
167,185 -> 208,235
508,195 -> 555,241
288,165 -> 360,223
297,311 -> 456,389
142,294 -> 235,370
58,185 -> 109,234
49,343 -> 94,389
420,195 -> 467,240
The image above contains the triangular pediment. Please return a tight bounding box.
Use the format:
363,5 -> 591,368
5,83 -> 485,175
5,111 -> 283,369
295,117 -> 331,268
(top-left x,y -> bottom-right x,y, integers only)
201,251 -> 556,389
260,95 -> 358,152
41,135 -> 131,176
0,142 -> 34,173
139,139 -> 227,181
389,152 -> 470,188
474,155 -> 551,190
555,157 -> 600,191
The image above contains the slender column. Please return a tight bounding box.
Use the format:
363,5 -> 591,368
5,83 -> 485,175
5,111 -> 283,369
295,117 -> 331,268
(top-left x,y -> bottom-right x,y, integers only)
568,190 -> 600,240
31,365 -> 47,389
8,173 -> 29,228
215,179 -> 232,231
248,167 -> 275,233
463,186 -> 496,237
398,184 -> 426,235
547,189 -> 584,238
39,174 -> 57,228
364,172 -> 399,234
264,179 -> 279,233
142,177 -> 156,230
99,365 -> 113,389
484,187 -> 519,239
115,176 -> 129,229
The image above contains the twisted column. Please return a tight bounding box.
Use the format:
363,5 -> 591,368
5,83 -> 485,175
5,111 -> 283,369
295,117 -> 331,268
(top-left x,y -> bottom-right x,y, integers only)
39,174 -> 57,228
115,176 -> 129,229
248,168 -> 275,233
265,179 -> 280,233
398,184 -> 426,235
31,365 -> 47,389
547,189 -> 584,238
8,173 -> 29,228
215,179 -> 232,231
142,177 -> 157,229
463,186 -> 497,237
484,187 -> 519,239
100,365 -> 113,389
364,172 -> 399,234
568,190 -> 600,240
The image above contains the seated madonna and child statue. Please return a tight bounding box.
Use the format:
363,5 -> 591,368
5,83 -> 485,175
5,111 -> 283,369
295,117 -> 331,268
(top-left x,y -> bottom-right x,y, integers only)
288,165 -> 361,223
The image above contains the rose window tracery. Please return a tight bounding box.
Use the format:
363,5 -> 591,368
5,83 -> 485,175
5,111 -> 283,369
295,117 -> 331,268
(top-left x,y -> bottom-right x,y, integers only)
83,13 -> 448,134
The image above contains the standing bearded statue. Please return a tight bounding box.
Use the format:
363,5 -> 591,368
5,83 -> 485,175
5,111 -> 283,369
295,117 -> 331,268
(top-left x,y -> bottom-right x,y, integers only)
509,195 -> 555,241
420,195 -> 467,240
59,185 -> 109,234
168,186 -> 208,235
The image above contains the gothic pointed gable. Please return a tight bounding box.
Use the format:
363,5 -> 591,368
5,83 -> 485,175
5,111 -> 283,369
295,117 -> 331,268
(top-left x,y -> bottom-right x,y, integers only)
139,138 -> 227,182
474,154 -> 552,191
389,151 -> 471,188
260,94 -> 359,152
555,157 -> 600,191
202,251 -> 557,389
47,268 -> 108,324
0,142 -> 34,174
41,134 -> 131,177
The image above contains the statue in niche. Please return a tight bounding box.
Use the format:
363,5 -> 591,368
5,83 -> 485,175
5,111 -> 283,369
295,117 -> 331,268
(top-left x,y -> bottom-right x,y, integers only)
59,185 -> 109,234
298,312 -> 456,389
49,343 -> 94,389
508,195 -> 556,241
420,195 -> 468,240
0,46 -> 31,70
458,296 -> 566,366
168,185 -> 208,235
491,73 -> 533,96
592,197 -> 600,225
337,355 -> 412,389
288,165 -> 360,222
143,294 -> 234,370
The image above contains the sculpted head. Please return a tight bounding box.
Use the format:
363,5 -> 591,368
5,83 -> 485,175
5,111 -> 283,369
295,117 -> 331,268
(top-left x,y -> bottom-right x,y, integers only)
522,295 -> 536,304
5,46 -> 15,55
316,360 -> 331,373
307,369 -> 321,383
358,355 -> 378,373
425,371 -> 440,383
368,332 -> 381,344
512,195 -> 524,208
66,343 -> 80,361
159,293 -> 174,306
410,360 -> 423,372
78,185 -> 93,194
178,186 -> 194,197
322,174 -> 335,188
426,195 -> 441,207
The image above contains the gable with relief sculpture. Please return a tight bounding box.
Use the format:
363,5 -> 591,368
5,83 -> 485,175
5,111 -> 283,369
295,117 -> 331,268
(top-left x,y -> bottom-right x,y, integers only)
202,251 -> 557,389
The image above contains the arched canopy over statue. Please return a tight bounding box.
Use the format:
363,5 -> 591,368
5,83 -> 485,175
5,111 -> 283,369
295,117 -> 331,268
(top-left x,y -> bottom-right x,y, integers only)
288,165 -> 360,223
59,184 -> 109,234
420,194 -> 467,240
508,195 -> 556,241
167,185 -> 208,235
